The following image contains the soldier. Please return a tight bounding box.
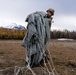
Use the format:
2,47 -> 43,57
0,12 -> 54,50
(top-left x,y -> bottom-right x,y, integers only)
46,8 -> 55,28
44,8 -> 55,61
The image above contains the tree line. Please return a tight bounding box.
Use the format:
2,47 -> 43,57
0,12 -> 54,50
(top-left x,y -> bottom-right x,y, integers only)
51,29 -> 76,39
0,28 -> 26,40
0,28 -> 76,40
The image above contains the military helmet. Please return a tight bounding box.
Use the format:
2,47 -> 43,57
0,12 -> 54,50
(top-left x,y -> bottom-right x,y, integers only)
46,8 -> 55,15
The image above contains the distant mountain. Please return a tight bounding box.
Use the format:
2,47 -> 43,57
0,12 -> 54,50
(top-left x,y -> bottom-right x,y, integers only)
2,23 -> 26,30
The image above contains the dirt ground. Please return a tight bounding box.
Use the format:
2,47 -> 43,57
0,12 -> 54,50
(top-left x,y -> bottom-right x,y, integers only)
0,40 -> 76,75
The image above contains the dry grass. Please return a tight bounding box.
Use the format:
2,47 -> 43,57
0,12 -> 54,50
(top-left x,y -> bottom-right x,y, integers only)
0,40 -> 26,68
0,40 -> 76,75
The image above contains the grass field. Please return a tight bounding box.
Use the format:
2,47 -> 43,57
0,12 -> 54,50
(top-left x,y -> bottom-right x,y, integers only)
0,40 -> 76,75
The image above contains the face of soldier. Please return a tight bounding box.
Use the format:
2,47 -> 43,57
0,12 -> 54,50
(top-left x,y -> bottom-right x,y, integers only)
47,11 -> 52,18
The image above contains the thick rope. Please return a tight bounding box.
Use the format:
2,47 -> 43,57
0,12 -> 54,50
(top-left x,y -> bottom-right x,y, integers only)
46,42 -> 59,75
38,41 -> 59,75
14,66 -> 36,75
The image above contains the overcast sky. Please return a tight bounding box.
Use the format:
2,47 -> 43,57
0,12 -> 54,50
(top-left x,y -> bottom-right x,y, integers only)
0,0 -> 76,31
